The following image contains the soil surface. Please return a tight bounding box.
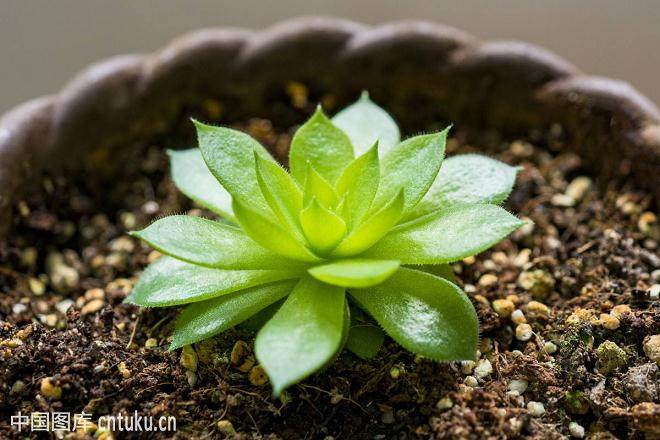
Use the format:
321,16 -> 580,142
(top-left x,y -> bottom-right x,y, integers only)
1,91 -> 659,439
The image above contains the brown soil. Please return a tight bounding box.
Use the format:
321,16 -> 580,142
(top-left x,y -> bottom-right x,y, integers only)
1,91 -> 659,440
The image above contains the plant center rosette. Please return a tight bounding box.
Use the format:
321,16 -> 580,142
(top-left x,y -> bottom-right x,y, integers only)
126,92 -> 524,395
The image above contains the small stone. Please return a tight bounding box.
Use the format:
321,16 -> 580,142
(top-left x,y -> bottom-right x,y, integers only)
478,274 -> 498,287
144,338 -> 158,348
643,335 -> 660,364
81,299 -> 105,315
21,247 -> 38,267
180,345 -> 198,371
567,308 -> 596,325
436,397 -> 453,410
649,285 -> 660,300
527,401 -> 545,417
118,361 -> 131,378
119,212 -> 136,229
511,309 -> 527,324
526,301 -> 550,318
492,299 -> 515,317
474,359 -> 493,379
460,360 -> 476,374
46,253 -> 79,292
611,304 -> 632,318
217,420 -> 235,435
381,409 -> 395,424
231,340 -> 250,365
624,363 -> 659,402
598,313 -> 620,330
516,323 -> 533,341
508,379 -> 528,394
513,249 -> 531,267
596,340 -> 629,374
40,313 -> 58,327
84,288 -> 105,301
248,365 -> 269,386
565,177 -> 592,202
10,380 -> 25,395
631,402 -> 660,436
543,341 -> 558,354
40,377 -> 62,399
509,417 -> 523,433
142,200 -> 160,214
12,303 -> 27,315
147,250 -> 162,263
55,299 -> 74,314
518,269 -> 555,298
185,370 -> 197,387
464,376 -> 478,387
569,421 -> 585,438
109,236 -> 135,253
28,277 -> 46,296
638,212 -> 659,239
551,193 -> 575,207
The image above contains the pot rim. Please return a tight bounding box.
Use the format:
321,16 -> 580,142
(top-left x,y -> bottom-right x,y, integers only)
0,16 -> 658,237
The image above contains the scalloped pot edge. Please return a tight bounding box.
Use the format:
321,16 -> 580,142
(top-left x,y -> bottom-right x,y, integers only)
0,17 -> 658,237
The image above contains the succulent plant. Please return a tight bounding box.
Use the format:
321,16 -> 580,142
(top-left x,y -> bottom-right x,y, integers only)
127,92 -> 523,395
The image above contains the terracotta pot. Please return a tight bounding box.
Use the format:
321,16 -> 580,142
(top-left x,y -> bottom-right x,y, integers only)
1,17 -> 658,237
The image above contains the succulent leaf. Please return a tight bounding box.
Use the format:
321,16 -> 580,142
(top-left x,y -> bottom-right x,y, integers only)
345,321 -> 385,360
131,215 -> 293,269
126,256 -> 301,307
372,128 -> 449,214
289,106 -> 354,185
299,198 -> 347,255
255,276 -> 346,396
308,259 -> 399,288
170,280 -> 296,350
406,154 -> 519,220
335,143 -> 380,229
349,268 -> 478,361
364,204 -> 525,264
331,189 -> 404,257
303,164 -> 339,210
332,91 -> 401,156
168,149 -> 234,219
254,151 -> 304,234
232,198 -> 321,263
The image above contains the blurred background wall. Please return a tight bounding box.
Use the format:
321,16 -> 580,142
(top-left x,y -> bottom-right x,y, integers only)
1,0 -> 658,113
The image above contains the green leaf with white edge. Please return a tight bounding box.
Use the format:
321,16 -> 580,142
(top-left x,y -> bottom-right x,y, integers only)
345,322 -> 385,360
254,151 -> 303,234
405,154 -> 519,220
331,190 -> 404,257
170,280 -> 296,350
299,198 -> 347,255
125,256 -> 301,307
255,276 -> 346,396
308,259 -> 400,288
363,204 -> 525,264
332,91 -> 400,156
350,268 -> 478,361
194,120 -> 275,213
131,215 -> 293,269
414,264 -> 457,283
168,149 -> 234,219
303,164 -> 338,210
289,106 -> 354,185
232,199 -> 321,263
372,128 -> 448,214
335,143 -> 380,229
